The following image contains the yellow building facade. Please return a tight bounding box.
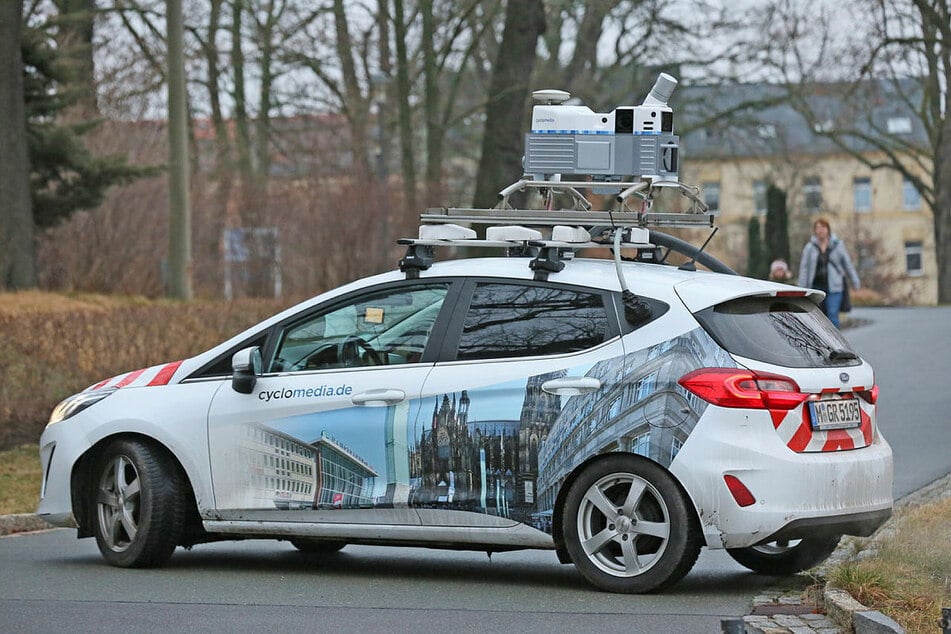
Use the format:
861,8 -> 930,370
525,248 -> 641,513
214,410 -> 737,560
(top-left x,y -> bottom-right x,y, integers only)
678,152 -> 938,305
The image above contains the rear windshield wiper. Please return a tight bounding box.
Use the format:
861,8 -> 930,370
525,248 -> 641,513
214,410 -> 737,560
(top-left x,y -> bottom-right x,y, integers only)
828,349 -> 859,361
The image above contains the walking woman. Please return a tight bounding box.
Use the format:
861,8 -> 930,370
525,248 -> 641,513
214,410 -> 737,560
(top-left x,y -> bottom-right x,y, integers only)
797,217 -> 861,328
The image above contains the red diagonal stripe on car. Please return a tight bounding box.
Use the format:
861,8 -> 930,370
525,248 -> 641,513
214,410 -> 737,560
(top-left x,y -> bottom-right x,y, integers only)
860,409 -> 873,445
787,419 -> 812,452
821,429 -> 855,452
114,368 -> 146,388
147,360 -> 183,386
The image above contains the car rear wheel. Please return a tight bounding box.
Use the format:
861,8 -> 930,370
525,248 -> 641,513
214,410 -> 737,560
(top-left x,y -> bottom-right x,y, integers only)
289,538 -> 347,554
727,536 -> 841,575
92,438 -> 184,567
562,454 -> 701,593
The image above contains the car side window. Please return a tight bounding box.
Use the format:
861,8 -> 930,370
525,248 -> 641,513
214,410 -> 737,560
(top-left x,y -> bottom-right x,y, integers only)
269,284 -> 450,372
455,282 -> 608,361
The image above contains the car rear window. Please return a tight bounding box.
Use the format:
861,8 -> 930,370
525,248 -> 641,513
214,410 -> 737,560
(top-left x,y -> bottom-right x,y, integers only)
693,296 -> 861,368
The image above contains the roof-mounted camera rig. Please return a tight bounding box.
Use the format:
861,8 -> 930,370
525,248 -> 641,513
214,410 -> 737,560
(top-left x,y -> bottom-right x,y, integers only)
398,74 -> 730,310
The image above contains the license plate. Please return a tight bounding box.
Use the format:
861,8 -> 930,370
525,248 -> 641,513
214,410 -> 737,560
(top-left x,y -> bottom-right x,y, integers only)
808,397 -> 862,431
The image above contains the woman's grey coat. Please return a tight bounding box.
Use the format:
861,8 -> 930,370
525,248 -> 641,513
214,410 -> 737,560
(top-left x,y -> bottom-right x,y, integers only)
797,235 -> 861,292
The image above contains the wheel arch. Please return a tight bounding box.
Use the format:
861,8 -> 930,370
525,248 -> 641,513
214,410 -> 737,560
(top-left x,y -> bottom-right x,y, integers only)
71,432 -> 204,544
551,451 -> 702,563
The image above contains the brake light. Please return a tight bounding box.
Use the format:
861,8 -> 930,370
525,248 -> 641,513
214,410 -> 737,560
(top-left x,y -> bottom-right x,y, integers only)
857,385 -> 879,405
678,368 -> 808,410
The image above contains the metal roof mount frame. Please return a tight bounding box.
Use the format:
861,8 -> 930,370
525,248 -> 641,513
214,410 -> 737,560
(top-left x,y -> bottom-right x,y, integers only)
419,176 -> 715,231
398,175 -> 727,282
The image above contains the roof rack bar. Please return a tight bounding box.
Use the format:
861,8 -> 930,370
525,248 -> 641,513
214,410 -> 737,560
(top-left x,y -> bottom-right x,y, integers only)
397,237 -> 651,250
420,208 -> 715,228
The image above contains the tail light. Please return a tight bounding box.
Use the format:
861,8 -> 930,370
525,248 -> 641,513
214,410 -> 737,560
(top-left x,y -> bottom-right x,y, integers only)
857,385 -> 879,405
678,368 -> 808,410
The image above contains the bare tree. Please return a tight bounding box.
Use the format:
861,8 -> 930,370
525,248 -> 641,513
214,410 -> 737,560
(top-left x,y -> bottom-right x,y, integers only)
472,0 -> 545,208
732,0 -> 951,302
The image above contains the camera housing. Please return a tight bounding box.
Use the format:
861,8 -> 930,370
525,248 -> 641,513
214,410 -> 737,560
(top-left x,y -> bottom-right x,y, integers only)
523,73 -> 680,182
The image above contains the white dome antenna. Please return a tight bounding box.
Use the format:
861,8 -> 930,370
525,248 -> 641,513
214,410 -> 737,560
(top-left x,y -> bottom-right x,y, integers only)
532,89 -> 571,105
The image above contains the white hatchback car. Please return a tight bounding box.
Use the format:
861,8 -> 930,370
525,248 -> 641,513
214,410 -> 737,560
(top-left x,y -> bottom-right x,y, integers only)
37,227 -> 893,593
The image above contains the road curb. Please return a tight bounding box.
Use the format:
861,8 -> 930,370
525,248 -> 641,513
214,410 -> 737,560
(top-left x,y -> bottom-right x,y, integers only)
0,513 -> 52,537
824,587 -> 905,633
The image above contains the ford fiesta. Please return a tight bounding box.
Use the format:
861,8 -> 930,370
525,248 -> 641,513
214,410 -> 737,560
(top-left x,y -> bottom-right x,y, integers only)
36,225 -> 893,593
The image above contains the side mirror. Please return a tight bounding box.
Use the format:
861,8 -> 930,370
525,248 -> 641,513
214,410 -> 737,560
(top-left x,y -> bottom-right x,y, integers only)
232,346 -> 263,394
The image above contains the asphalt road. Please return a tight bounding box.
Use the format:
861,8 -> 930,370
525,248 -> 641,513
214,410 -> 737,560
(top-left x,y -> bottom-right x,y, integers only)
1,305 -> 948,632
842,306 -> 951,498
0,531 -> 776,633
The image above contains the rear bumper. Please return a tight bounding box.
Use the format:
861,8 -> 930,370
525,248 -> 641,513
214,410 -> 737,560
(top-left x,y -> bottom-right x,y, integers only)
670,406 -> 894,549
758,508 -> 891,545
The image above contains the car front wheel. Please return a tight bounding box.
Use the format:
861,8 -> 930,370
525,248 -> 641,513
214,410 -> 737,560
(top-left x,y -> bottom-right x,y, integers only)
562,454 -> 701,593
92,438 -> 184,568
727,536 -> 841,575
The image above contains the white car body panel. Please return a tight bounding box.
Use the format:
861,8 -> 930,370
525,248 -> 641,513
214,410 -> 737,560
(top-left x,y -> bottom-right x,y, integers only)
674,275 -> 824,312
670,405 -> 893,549
38,381 -> 223,524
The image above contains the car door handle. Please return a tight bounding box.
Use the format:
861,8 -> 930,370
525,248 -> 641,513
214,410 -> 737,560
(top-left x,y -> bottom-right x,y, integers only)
351,389 -> 406,407
541,377 -> 602,396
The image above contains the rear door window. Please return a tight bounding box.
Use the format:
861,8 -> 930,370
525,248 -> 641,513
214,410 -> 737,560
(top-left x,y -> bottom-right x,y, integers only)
454,282 -> 610,361
693,296 -> 861,368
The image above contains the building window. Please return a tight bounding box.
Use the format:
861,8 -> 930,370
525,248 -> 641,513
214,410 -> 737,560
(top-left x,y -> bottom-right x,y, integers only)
853,177 -> 872,213
635,372 -> 657,401
903,177 -> 921,211
753,180 -> 767,215
905,241 -> 924,276
887,117 -> 912,135
703,182 -> 720,212
670,437 -> 683,461
803,177 -> 822,213
631,432 -> 651,457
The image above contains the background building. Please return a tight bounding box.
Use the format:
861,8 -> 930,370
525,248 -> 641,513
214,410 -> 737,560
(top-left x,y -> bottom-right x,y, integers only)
678,80 -> 937,305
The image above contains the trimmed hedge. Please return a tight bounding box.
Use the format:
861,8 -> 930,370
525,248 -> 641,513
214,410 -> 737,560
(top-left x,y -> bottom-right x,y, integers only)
0,293 -> 289,450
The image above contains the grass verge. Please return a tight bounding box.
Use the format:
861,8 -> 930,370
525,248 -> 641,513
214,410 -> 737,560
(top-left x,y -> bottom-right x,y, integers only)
0,445 -> 41,516
829,497 -> 951,633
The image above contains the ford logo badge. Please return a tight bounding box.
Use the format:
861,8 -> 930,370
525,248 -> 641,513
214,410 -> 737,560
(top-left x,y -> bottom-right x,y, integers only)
839,372 -> 850,383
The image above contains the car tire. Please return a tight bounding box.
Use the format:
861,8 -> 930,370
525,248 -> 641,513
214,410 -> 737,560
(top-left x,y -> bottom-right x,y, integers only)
289,538 -> 347,554
91,438 -> 185,568
562,454 -> 701,593
726,536 -> 841,575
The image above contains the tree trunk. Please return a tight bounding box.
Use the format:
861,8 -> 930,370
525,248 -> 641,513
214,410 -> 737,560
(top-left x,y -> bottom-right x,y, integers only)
561,1 -> 610,87
934,113 -> 951,302
54,0 -> 98,121
472,0 -> 546,209
231,0 -> 254,188
255,0 -> 278,180
204,0 -> 230,171
421,0 -> 441,205
333,0 -> 372,177
393,0 -> 417,211
0,1 -> 37,289
166,0 -> 192,300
